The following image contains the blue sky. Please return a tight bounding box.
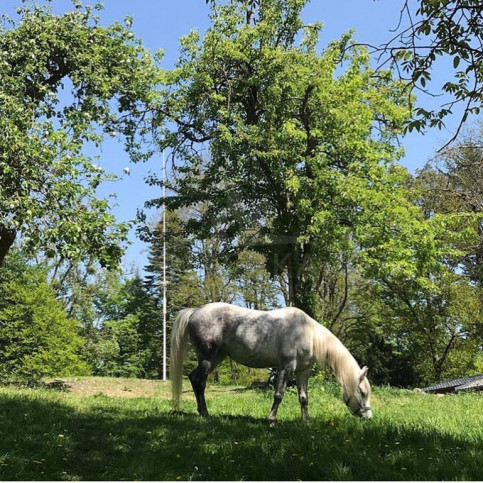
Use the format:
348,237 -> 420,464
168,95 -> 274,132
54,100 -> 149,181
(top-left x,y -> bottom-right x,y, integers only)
3,0 -> 468,272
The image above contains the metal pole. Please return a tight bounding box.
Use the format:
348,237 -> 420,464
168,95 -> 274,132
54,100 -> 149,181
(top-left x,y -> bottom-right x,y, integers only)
162,150 -> 167,381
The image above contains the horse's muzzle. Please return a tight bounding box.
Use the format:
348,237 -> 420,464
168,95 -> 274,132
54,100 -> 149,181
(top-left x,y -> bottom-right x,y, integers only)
357,406 -> 372,420
349,406 -> 372,420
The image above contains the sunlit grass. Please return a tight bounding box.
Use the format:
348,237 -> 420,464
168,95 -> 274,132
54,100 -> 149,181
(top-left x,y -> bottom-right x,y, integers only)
0,378 -> 482,480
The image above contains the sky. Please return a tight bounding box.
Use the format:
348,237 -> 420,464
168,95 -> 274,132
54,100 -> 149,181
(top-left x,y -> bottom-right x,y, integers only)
3,0 -> 471,272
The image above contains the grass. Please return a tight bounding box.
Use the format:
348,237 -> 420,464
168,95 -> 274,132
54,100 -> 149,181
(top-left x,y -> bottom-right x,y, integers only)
0,377 -> 482,481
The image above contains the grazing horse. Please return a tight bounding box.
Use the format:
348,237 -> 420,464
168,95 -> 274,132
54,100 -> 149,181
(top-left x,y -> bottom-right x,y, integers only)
170,302 -> 372,421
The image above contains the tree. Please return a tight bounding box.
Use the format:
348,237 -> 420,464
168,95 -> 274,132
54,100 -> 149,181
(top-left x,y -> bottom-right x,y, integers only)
0,2 -> 157,268
0,250 -> 89,379
143,210 -> 206,377
370,0 -> 483,144
416,123 -> 483,285
85,271 -> 162,378
377,268 -> 482,384
40,255 -> 164,379
403,127 -> 483,381
149,0 -> 417,317
144,209 -> 206,317
145,208 -> 239,377
346,145 -> 482,385
230,249 -> 280,310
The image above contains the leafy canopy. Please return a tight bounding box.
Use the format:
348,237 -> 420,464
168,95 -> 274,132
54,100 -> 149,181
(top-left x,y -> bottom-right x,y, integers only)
0,2 -> 157,267
148,0 -> 435,315
371,0 -> 483,145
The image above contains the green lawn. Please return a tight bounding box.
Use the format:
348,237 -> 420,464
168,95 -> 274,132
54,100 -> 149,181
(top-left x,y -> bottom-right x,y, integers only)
0,377 -> 482,480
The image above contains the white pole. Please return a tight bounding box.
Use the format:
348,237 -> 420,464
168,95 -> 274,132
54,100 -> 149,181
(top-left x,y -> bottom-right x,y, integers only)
162,150 -> 167,381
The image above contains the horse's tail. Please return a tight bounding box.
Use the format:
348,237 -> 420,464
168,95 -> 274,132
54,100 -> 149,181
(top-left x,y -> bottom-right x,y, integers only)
170,307 -> 197,411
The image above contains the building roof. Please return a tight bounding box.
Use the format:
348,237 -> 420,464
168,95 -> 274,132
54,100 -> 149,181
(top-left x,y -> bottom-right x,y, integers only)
421,374 -> 483,393
455,378 -> 483,392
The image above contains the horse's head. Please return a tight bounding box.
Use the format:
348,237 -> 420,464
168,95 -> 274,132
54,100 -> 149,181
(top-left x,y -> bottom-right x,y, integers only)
343,366 -> 372,420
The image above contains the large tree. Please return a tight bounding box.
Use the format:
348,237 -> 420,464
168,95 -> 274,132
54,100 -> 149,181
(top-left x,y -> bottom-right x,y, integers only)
148,0 -> 427,317
0,3 -> 157,267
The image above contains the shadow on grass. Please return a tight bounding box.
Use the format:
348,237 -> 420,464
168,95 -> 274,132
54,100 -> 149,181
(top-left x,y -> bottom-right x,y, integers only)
0,379 -> 72,392
0,392 -> 481,481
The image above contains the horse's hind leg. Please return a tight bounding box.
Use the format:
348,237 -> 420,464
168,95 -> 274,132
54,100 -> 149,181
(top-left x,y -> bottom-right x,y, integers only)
267,363 -> 294,422
188,361 -> 211,417
296,369 -> 310,422
188,353 -> 224,417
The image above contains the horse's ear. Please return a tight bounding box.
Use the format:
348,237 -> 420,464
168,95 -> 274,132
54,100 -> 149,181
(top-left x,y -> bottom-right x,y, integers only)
359,366 -> 368,382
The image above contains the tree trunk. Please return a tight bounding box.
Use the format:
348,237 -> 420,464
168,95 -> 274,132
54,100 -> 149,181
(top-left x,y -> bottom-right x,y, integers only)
0,226 -> 16,267
288,269 -> 315,318
285,241 -> 316,318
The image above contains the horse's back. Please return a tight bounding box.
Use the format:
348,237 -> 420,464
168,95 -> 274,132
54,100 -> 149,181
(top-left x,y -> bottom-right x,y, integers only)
188,303 -> 314,369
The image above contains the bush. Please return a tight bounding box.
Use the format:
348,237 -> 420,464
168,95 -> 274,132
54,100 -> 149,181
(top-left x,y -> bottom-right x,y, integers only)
0,257 -> 90,380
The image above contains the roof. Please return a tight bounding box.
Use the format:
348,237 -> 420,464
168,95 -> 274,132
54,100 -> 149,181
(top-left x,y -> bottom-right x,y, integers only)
455,378 -> 483,392
421,374 -> 483,393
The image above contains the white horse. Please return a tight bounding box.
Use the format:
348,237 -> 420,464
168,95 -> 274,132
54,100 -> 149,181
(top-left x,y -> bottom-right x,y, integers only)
170,302 -> 372,421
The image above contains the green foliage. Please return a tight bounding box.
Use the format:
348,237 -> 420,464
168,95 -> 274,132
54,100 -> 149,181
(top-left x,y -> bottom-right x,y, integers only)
89,274 -> 162,379
349,274 -> 481,386
415,123 -> 483,285
210,358 -> 269,385
230,249 -> 280,309
0,2 -> 158,268
144,209 -> 206,318
95,315 -> 149,378
383,0 -> 483,138
0,252 -> 89,379
336,131 -> 483,387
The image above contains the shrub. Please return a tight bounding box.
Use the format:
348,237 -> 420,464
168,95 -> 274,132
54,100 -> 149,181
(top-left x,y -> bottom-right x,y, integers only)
0,258 -> 90,380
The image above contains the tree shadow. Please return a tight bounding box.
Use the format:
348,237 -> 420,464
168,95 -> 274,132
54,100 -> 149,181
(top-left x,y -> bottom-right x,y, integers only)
42,379 -> 72,391
0,392 -> 481,481
0,379 -> 71,391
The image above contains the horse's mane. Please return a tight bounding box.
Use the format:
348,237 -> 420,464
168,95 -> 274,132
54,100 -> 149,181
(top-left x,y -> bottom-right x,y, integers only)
309,318 -> 360,392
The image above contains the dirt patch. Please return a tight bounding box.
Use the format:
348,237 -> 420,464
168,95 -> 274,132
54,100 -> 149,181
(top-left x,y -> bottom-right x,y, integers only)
43,377 -> 171,399
40,377 -> 252,401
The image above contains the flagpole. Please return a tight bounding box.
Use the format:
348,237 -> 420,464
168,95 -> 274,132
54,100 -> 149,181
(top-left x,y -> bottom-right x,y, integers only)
162,150 -> 167,381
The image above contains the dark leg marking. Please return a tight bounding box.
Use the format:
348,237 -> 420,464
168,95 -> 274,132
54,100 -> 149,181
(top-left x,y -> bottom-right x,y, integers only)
188,360 -> 211,417
296,370 -> 310,422
267,364 -> 294,422
188,352 -> 225,417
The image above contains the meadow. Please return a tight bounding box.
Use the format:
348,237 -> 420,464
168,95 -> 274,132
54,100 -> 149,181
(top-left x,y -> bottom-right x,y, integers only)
0,377 -> 482,481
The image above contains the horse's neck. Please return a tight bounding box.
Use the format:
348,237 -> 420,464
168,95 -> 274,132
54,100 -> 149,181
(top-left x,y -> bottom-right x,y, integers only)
313,323 -> 360,390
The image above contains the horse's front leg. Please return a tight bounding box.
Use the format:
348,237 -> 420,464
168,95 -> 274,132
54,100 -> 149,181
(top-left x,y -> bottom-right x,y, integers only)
295,369 -> 310,422
267,364 -> 294,422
